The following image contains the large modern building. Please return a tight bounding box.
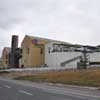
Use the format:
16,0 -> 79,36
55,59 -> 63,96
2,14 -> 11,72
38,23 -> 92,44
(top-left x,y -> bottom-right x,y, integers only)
20,35 -> 100,69
0,35 -> 100,69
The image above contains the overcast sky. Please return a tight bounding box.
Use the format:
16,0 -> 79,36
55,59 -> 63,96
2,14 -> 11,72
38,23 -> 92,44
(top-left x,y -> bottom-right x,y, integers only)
0,0 -> 100,56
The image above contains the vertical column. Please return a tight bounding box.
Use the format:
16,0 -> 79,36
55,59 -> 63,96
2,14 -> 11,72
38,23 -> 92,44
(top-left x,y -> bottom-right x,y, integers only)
10,35 -> 18,68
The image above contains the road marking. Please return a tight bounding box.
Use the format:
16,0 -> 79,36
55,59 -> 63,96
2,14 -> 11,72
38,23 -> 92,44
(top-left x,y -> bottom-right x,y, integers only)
19,90 -> 33,96
4,85 -> 11,88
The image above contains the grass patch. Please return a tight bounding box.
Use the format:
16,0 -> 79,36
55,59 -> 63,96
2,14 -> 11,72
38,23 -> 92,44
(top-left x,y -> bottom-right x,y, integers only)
15,69 -> 100,87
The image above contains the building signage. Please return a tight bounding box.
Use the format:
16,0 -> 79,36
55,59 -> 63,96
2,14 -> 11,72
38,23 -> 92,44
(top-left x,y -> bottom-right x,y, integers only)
32,39 -> 38,45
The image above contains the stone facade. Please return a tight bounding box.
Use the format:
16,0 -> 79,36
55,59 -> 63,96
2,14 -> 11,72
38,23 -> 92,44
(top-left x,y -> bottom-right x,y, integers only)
1,47 -> 11,68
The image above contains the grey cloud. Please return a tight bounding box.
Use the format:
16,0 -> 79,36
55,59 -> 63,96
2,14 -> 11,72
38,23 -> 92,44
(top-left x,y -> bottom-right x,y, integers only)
0,0 -> 100,56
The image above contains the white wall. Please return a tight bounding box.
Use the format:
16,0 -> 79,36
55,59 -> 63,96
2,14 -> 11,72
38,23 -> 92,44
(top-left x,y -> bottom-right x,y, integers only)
45,42 -> 100,69
89,52 -> 100,62
45,42 -> 82,69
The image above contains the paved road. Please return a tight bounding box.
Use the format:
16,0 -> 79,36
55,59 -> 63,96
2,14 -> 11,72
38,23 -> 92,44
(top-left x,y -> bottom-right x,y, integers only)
0,77 -> 100,100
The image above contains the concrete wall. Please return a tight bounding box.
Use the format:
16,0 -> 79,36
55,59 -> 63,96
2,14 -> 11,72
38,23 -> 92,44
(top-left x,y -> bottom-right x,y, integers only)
45,42 -> 82,69
89,52 -> 100,62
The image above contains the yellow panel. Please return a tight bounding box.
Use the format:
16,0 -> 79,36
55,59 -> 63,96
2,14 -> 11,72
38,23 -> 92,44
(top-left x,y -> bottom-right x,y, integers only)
21,36 -> 45,67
